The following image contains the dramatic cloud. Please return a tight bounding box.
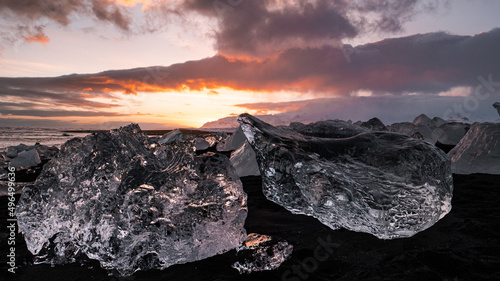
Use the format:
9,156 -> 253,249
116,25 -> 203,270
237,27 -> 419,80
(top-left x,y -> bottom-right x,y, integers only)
180,0 -> 444,58
1,29 -> 499,110
0,0 -> 131,29
0,0 -> 133,50
0,0 -> 445,56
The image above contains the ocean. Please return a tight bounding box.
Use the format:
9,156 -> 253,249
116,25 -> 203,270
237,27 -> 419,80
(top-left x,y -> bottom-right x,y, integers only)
0,127 -> 90,149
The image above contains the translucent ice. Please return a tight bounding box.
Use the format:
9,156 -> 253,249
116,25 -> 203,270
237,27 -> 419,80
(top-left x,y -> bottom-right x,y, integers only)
294,120 -> 369,138
194,137 -> 210,151
232,233 -> 293,274
217,126 -> 246,152
230,141 -> 260,177
448,122 -> 500,175
9,148 -> 41,169
360,117 -> 388,131
432,122 -> 469,146
238,114 -> 453,239
16,124 -> 247,276
158,128 -> 183,144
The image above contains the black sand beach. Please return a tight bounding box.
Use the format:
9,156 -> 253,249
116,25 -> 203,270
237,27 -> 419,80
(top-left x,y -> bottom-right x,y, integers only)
1,174 -> 499,281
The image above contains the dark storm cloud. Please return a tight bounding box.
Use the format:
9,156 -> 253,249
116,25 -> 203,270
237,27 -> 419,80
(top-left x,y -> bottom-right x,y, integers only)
179,0 -> 445,57
0,0 -> 444,54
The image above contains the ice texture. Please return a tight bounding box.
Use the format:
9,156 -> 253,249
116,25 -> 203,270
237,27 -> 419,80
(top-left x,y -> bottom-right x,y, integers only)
412,114 -> 432,127
158,128 -> 183,144
432,123 -> 469,146
448,122 -> 500,175
295,120 -> 369,138
411,125 -> 436,144
230,141 -> 260,177
360,117 -> 388,131
388,122 -> 414,136
232,233 -> 293,274
9,148 -> 41,169
216,126 -> 246,152
238,114 -> 453,239
194,138 -> 210,151
16,124 -> 248,276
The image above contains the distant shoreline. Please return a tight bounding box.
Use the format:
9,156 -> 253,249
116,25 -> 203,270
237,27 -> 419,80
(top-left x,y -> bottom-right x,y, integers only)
61,128 -> 225,136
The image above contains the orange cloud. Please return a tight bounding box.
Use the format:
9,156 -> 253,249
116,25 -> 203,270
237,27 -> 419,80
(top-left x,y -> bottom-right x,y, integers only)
23,34 -> 50,45
234,100 -> 311,115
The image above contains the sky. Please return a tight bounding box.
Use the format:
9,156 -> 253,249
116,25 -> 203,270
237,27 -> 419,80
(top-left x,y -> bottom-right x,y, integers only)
0,0 -> 499,129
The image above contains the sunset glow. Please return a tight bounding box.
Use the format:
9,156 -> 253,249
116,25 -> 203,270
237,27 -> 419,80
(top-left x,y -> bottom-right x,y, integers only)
1,0 -> 499,129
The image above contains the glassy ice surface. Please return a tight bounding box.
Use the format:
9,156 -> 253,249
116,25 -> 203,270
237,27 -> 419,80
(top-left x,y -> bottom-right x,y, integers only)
16,124 -> 247,276
158,128 -> 183,144
294,120 -> 369,138
448,122 -> 500,175
8,148 -> 41,169
360,117 -> 388,131
238,114 -> 453,239
217,126 -> 246,152
432,122 -> 469,146
230,141 -> 260,177
232,233 -> 293,274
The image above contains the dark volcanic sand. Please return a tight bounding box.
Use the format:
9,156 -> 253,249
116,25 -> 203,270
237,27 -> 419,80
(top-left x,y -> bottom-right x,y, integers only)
1,174 -> 499,281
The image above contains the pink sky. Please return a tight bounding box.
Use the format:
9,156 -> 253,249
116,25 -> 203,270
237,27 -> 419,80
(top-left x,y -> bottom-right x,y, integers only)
0,0 -> 499,129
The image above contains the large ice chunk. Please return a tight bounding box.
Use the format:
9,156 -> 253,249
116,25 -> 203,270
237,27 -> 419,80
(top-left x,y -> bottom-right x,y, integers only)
16,124 -> 248,276
448,122 -> 500,175
238,114 -> 452,239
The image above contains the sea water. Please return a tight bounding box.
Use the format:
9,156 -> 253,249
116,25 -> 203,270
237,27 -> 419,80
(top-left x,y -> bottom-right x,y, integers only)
0,127 -> 90,149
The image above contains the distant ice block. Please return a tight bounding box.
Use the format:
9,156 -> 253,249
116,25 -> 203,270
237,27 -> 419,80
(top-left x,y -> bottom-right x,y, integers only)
295,120 -> 369,138
238,114 -> 453,239
9,148 -> 41,169
493,102 -> 500,117
158,129 -> 183,144
411,124 -> 436,144
16,124 -> 248,276
232,233 -> 293,274
412,114 -> 432,127
194,138 -> 210,151
217,126 -> 246,152
388,122 -> 414,135
230,141 -> 260,177
431,117 -> 446,129
448,122 -> 500,175
432,123 -> 469,146
360,117 -> 388,131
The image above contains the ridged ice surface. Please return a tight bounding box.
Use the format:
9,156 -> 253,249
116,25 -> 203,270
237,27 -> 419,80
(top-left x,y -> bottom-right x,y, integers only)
448,122 -> 500,175
238,114 -> 453,239
16,124 -> 247,276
